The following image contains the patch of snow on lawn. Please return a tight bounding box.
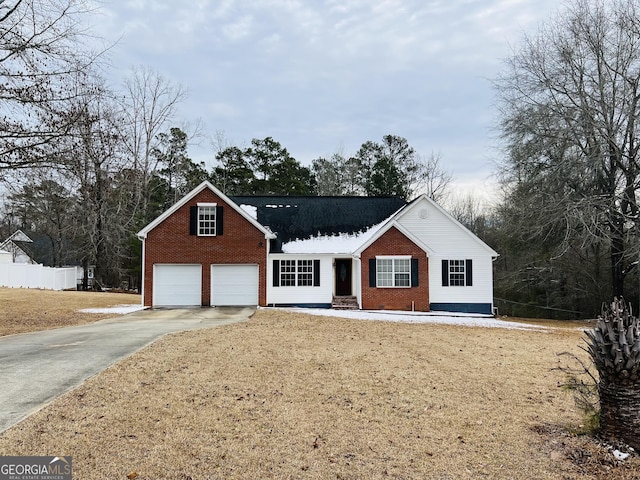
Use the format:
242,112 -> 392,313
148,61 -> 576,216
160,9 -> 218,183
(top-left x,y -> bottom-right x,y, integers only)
613,450 -> 630,461
274,307 -> 549,330
78,305 -> 147,314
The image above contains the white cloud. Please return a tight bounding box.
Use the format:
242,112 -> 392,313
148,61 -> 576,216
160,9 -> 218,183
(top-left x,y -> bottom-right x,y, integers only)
88,0 -> 561,199
222,15 -> 255,42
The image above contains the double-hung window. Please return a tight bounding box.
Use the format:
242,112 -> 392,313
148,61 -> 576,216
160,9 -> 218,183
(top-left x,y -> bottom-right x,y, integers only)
190,203 -> 223,237
297,260 -> 314,286
441,259 -> 473,287
376,256 -> 411,288
448,259 -> 466,286
198,204 -> 217,236
273,259 -> 320,287
280,260 -> 297,286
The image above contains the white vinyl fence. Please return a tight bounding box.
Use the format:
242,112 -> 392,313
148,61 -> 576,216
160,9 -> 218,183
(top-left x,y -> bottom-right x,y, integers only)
0,263 -> 77,290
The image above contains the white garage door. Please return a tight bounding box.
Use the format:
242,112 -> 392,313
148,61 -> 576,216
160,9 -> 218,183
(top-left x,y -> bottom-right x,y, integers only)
211,264 -> 259,306
153,264 -> 202,306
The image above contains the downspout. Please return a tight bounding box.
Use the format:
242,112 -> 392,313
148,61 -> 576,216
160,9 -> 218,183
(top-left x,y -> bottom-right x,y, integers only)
137,232 -> 146,307
353,254 -> 362,309
492,255 -> 499,317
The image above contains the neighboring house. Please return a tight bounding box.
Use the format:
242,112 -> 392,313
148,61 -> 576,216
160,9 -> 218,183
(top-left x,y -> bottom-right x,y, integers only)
0,229 -> 95,290
0,249 -> 12,264
137,181 -> 498,314
0,230 -> 37,264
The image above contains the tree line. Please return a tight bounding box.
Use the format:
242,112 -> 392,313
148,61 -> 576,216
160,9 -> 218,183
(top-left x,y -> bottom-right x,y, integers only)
1,125 -> 451,290
425,0 -> 640,320
211,134 -> 451,200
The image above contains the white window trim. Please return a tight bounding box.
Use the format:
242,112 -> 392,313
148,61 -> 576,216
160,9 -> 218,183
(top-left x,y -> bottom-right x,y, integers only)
448,259 -> 466,287
197,202 -> 217,237
279,259 -> 315,287
376,255 -> 411,289
296,259 -> 314,287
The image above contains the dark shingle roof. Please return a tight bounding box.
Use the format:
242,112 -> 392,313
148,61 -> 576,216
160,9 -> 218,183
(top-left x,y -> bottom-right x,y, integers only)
229,196 -> 407,246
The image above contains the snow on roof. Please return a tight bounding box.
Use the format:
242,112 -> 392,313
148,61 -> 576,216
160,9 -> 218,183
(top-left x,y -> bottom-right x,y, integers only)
281,219 -> 387,254
239,204 -> 258,220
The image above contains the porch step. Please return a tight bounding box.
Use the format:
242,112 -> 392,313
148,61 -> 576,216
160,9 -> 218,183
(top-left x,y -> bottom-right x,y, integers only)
332,295 -> 359,310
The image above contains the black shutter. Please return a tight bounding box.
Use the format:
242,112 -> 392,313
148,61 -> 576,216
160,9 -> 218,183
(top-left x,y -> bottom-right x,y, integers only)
189,206 -> 198,235
313,259 -> 320,286
273,260 -> 280,287
441,260 -> 449,286
411,258 -> 419,287
465,259 -> 473,286
369,258 -> 377,287
216,206 -> 224,235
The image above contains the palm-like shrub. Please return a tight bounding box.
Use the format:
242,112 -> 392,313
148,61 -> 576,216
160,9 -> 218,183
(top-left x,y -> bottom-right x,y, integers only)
585,298 -> 640,449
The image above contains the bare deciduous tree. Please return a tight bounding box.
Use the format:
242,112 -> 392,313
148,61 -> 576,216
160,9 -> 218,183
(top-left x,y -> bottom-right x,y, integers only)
412,151 -> 452,204
121,65 -> 186,221
0,0 -> 102,169
495,0 -> 640,300
48,72 -> 131,288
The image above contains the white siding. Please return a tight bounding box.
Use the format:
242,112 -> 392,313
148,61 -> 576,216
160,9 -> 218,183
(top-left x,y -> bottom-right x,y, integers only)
397,198 -> 496,307
267,254 -> 334,306
427,256 -> 494,305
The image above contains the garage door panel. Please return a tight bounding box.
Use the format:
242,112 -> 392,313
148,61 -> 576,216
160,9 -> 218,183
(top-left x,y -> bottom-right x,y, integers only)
211,265 -> 258,306
154,264 -> 201,306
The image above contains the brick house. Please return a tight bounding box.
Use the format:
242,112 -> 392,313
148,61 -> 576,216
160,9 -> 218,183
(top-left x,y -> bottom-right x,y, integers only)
137,181 -> 498,314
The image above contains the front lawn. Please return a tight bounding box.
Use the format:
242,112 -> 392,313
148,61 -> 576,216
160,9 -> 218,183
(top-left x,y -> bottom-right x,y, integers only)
1,308 -> 636,478
0,288 -> 141,336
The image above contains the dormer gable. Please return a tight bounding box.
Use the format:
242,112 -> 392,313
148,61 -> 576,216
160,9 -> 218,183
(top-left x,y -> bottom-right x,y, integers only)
137,181 -> 274,240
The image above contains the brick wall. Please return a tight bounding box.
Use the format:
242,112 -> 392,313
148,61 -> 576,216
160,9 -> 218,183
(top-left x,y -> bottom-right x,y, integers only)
360,226 -> 430,311
142,189 -> 268,306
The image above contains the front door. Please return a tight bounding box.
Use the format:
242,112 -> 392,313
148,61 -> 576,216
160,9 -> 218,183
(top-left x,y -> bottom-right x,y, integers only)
335,258 -> 352,296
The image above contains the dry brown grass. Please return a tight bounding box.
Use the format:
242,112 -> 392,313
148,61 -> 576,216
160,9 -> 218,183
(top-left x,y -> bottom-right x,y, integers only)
1,303 -> 638,479
0,287 -> 141,336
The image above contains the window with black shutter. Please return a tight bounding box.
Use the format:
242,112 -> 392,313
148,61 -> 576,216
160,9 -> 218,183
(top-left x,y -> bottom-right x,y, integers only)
442,259 -> 473,286
272,259 -> 320,287
371,256 -> 418,288
190,203 -> 223,237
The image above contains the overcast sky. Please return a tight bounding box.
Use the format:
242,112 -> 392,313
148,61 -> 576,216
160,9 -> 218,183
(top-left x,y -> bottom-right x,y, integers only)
89,0 -> 562,197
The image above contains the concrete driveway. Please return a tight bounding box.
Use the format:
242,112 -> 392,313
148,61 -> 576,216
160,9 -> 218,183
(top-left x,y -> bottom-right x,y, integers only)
0,307 -> 253,433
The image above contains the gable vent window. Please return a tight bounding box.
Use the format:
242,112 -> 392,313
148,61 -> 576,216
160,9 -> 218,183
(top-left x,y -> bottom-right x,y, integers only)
273,259 -> 320,287
190,204 -> 224,236
441,259 -> 473,287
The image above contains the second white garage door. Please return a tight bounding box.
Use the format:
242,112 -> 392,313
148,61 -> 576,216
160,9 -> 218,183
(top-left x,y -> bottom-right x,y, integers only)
211,264 -> 259,306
